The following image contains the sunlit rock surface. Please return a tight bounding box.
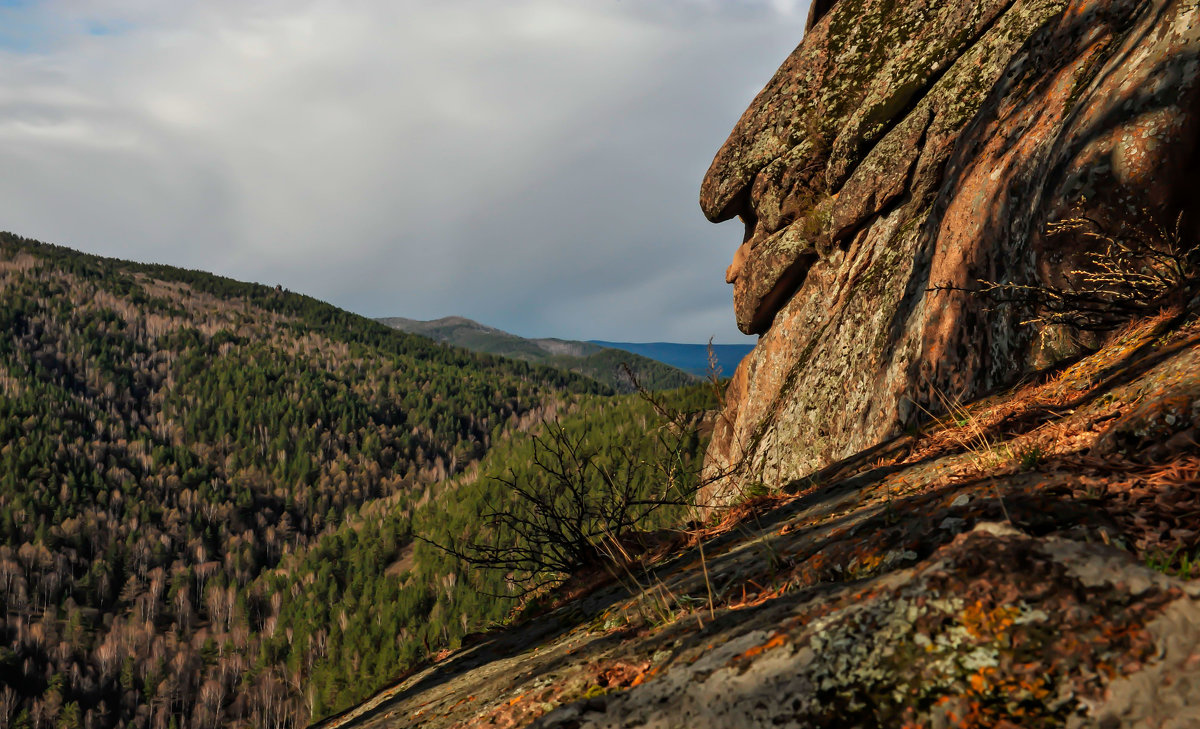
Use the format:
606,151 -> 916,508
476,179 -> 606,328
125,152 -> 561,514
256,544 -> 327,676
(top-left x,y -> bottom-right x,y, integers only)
702,0 -> 1200,502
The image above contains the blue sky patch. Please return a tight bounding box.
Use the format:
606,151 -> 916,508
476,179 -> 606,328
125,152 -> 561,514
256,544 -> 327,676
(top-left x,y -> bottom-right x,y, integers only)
84,18 -> 133,36
0,5 -> 132,52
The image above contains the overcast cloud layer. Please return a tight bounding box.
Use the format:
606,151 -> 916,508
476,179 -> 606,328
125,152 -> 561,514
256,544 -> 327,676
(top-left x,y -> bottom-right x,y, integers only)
0,0 -> 809,343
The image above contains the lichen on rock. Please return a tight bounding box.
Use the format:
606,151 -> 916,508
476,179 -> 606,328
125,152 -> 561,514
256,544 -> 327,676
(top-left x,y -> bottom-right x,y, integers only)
701,0 -> 1200,503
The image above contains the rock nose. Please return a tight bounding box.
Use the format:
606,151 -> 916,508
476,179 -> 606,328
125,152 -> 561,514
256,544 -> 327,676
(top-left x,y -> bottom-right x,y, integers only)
725,242 -> 748,284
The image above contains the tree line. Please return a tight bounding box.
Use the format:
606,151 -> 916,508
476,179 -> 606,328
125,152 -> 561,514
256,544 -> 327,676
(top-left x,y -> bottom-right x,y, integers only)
0,233 -> 616,728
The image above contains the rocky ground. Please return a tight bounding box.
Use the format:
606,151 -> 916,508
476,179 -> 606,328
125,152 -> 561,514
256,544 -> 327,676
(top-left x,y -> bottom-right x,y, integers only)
323,309 -> 1200,728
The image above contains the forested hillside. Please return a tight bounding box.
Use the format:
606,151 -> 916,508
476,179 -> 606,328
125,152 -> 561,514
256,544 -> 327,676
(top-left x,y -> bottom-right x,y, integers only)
380,316 -> 698,393
265,384 -> 715,721
0,232 -> 648,728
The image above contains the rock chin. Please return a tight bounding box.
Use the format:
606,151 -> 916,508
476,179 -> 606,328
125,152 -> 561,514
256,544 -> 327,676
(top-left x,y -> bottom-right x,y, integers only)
701,0 -> 1200,504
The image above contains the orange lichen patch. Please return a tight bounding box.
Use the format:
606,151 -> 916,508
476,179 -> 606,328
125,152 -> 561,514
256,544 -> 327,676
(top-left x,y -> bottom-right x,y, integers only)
932,667 -> 1059,729
850,552 -> 884,576
629,666 -> 660,687
586,659 -> 654,691
733,632 -> 788,663
959,601 -> 1019,641
901,534 -> 1179,721
963,666 -> 1053,704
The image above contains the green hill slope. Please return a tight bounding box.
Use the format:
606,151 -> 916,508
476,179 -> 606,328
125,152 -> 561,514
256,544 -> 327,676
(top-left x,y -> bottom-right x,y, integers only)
265,383 -> 716,721
0,232 -> 610,729
380,316 -> 698,392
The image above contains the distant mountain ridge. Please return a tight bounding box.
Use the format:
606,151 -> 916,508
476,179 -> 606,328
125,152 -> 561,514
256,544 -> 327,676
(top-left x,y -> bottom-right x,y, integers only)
590,340 -> 754,378
379,316 -> 605,359
379,316 -> 715,391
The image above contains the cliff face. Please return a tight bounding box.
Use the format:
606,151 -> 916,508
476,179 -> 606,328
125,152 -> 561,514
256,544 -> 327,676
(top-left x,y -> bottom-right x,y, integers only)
703,0 -> 1200,500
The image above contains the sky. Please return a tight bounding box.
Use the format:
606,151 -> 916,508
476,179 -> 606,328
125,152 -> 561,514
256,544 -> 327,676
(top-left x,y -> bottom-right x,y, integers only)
0,0 -> 810,343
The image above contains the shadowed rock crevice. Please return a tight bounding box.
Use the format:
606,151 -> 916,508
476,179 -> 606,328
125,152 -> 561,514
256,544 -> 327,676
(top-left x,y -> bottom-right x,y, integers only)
806,0 -> 839,31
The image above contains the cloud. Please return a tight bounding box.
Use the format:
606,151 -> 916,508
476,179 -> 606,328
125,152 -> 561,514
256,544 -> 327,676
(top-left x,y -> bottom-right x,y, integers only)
0,0 -> 808,342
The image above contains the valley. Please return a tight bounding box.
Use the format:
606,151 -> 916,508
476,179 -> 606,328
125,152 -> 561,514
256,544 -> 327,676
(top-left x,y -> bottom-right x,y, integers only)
0,233 -> 714,727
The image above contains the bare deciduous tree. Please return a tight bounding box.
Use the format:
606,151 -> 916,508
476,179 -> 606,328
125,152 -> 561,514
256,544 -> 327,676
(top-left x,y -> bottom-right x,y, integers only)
422,362 -> 739,593
932,208 -> 1198,331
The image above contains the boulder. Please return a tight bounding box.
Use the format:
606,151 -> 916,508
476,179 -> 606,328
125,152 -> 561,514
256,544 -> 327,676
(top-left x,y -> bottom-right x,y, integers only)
702,0 -> 1200,503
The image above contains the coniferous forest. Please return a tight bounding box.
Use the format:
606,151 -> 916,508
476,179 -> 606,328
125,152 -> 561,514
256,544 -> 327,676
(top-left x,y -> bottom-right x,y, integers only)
0,232 -> 716,728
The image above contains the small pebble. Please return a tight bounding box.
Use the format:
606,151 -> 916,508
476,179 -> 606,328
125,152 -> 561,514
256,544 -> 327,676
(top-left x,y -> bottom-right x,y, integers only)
940,517 -> 967,533
951,494 -> 971,508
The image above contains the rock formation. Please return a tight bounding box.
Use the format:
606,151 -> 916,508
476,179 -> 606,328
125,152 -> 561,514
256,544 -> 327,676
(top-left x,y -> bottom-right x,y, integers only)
702,0 -> 1200,502
330,3 -> 1200,725
332,310 -> 1200,728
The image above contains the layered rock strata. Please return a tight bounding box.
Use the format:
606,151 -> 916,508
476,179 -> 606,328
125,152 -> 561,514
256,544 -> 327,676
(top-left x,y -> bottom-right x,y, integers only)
702,0 -> 1200,501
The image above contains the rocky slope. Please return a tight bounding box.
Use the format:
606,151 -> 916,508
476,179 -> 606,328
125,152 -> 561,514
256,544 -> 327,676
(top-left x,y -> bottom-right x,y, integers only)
329,308 -> 1200,729
702,0 -> 1200,500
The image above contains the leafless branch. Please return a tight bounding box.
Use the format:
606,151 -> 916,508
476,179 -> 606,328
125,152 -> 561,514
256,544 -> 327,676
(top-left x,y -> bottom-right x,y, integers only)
930,208 -> 1197,331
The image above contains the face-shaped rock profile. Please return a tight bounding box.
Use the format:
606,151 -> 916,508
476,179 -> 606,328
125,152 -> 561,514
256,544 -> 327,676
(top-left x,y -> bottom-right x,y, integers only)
700,0 -> 1200,503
